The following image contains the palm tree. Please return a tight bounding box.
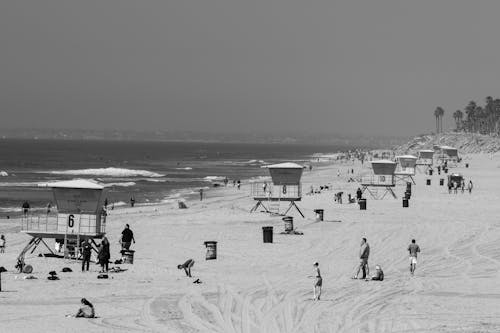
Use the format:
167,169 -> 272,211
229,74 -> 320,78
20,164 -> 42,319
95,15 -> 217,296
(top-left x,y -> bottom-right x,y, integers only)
453,110 -> 463,131
434,108 -> 440,133
464,101 -> 477,132
438,107 -> 445,132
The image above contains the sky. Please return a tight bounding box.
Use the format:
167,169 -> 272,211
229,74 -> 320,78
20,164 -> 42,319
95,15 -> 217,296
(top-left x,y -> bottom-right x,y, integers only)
1,0 -> 500,136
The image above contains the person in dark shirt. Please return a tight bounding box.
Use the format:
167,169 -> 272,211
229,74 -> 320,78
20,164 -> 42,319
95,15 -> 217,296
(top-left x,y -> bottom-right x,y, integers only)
121,224 -> 135,250
98,236 -> 110,273
81,239 -> 92,272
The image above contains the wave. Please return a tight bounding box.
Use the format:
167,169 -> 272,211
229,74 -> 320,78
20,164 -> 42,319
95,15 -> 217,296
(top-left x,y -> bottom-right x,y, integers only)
145,179 -> 168,183
175,167 -> 193,170
104,182 -> 136,188
0,171 -> 8,177
0,181 -> 42,187
203,176 -> 226,182
42,167 -> 165,178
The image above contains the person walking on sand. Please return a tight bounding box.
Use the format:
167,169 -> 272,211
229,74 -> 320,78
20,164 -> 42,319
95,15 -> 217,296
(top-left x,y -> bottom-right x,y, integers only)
0,234 -> 5,253
309,262 -> 322,300
199,188 -> 203,201
177,258 -> 195,277
468,180 -> 473,194
408,239 -> 420,275
130,196 -> 135,207
120,224 -> 135,250
81,239 -> 92,272
353,238 -> 370,279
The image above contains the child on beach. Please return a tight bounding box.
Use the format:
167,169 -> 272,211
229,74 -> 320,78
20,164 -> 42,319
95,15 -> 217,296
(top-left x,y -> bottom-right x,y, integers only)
0,234 -> 5,253
309,262 -> 322,301
178,258 -> 195,277
371,265 -> 384,281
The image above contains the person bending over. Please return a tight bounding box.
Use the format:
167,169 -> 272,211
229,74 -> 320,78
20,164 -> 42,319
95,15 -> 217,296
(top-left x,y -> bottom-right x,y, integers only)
178,259 -> 195,277
76,298 -> 95,318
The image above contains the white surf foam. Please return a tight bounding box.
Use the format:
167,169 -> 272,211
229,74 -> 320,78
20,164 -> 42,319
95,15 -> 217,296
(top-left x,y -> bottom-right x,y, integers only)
203,176 -> 225,182
43,167 -> 164,178
104,182 -> 136,188
0,171 -> 8,177
175,167 -> 193,170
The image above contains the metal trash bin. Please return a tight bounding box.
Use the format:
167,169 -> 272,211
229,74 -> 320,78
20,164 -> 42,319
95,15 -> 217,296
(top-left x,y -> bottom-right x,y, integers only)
439,178 -> 444,186
262,227 -> 273,243
204,241 -> 217,260
282,216 -> 294,232
359,199 -> 367,210
121,250 -> 135,264
314,209 -> 324,221
426,179 -> 431,186
402,198 -> 409,208
465,163 -> 469,168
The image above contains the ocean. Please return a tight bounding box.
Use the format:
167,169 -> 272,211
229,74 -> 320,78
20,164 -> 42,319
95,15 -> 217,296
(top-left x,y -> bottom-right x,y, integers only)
0,139 -> 360,215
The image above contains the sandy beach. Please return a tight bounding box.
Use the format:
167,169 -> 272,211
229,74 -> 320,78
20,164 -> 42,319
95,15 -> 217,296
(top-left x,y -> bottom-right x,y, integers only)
1,153 -> 500,332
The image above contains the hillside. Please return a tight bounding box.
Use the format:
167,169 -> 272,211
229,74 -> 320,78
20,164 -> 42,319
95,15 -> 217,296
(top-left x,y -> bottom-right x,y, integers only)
395,132 -> 500,154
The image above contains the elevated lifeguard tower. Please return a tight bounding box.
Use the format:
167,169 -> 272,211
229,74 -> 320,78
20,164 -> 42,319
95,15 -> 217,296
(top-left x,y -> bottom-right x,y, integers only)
437,146 -> 459,166
394,155 -> 417,184
250,162 -> 304,217
416,149 -> 434,173
360,160 -> 397,199
18,179 -> 107,270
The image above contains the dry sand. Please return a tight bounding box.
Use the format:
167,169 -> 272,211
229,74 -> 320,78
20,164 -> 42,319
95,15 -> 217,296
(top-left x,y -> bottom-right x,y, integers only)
1,153 -> 500,332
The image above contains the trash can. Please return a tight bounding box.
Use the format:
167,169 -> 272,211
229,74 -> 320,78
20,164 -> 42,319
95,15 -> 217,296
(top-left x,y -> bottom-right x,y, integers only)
282,216 -> 294,232
426,179 -> 431,186
429,169 -> 433,176
204,241 -> 217,260
359,199 -> 367,210
439,178 -> 444,186
262,227 -> 273,243
404,191 -> 411,200
121,250 -> 135,264
313,209 -> 324,222
465,163 -> 469,168
402,198 -> 409,208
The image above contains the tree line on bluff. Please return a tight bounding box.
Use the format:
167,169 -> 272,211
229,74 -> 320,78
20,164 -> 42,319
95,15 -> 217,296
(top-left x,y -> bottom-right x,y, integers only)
434,96 -> 500,135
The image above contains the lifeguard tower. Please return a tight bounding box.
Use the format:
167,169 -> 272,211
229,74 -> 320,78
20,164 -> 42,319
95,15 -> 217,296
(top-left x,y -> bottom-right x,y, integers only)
416,149 -> 434,173
394,155 -> 417,184
250,162 -> 304,217
437,146 -> 459,166
18,179 -> 107,270
360,160 -> 397,199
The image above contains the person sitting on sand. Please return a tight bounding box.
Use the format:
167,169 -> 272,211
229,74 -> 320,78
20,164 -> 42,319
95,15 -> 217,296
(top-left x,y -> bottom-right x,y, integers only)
75,298 -> 95,318
371,265 -> 384,281
178,259 -> 194,277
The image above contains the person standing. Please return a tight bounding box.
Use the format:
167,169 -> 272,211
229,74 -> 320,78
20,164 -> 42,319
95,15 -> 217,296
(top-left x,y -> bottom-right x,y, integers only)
310,262 -> 322,301
356,187 -> 363,201
81,239 -> 92,272
467,180 -> 473,194
353,238 -> 370,279
0,234 -> 5,253
121,224 -> 135,250
408,239 -> 420,275
22,201 -> 30,216
46,202 -> 52,215
130,196 -> 135,207
199,188 -> 203,201
98,236 -> 110,273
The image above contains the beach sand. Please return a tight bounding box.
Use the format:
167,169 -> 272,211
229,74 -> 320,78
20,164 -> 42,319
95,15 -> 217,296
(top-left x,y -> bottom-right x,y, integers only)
1,153 -> 500,332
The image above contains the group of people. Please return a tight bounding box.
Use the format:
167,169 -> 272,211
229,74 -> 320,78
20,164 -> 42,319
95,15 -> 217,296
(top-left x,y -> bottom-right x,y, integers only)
80,224 -> 136,272
448,179 -> 473,194
311,238 -> 420,301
